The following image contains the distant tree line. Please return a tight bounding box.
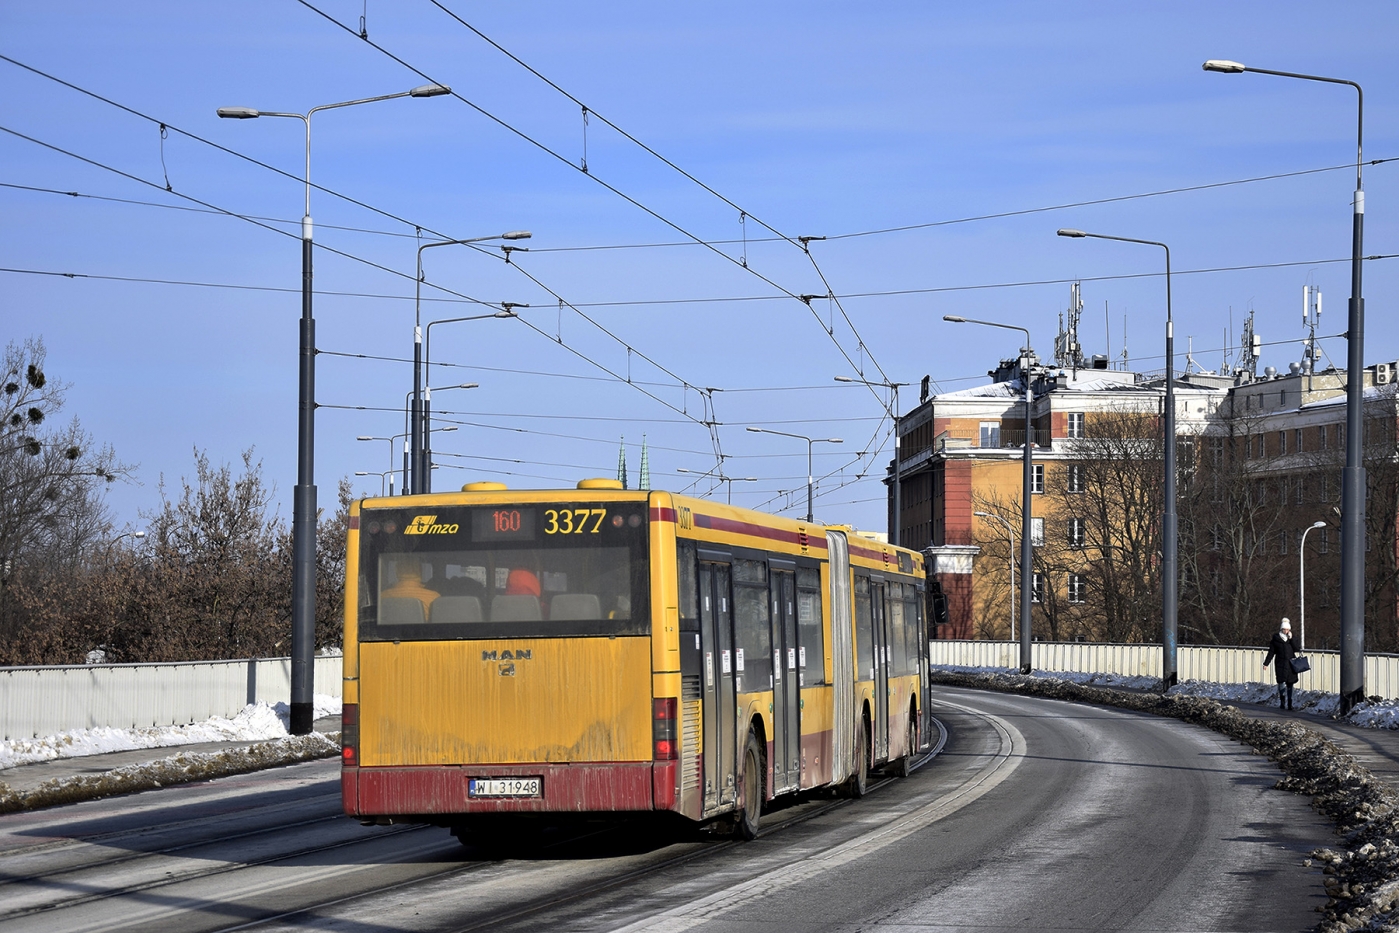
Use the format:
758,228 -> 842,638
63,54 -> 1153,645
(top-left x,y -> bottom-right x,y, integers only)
0,338 -> 349,666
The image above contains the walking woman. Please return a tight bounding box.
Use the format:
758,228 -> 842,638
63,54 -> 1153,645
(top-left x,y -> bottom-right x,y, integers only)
1263,618 -> 1299,710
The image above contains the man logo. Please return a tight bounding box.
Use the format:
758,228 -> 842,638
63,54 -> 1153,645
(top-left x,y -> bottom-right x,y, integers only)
481,649 -> 532,661
405,514 -> 460,535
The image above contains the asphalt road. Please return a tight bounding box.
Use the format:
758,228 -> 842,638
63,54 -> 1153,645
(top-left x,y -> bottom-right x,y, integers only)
0,687 -> 1331,932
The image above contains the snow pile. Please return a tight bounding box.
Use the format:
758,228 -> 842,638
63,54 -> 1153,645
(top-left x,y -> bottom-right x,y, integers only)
0,731 -> 341,815
0,694 -> 342,771
932,664 -> 1399,730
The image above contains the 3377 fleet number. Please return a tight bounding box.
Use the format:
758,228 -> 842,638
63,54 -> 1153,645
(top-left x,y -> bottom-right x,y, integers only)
543,508 -> 606,534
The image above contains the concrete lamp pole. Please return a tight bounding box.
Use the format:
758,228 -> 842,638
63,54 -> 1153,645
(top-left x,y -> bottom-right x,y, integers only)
218,82 -> 451,736
1203,60 -> 1366,709
1057,229 -> 1178,691
412,236 -> 529,495
835,375 -> 909,546
974,511 -> 1018,643
746,427 -> 842,522
1299,520 -> 1328,653
944,315 -> 1034,674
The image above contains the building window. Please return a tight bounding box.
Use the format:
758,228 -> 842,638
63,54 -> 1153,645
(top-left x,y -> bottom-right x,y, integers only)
1245,435 -> 1253,460
1031,517 -> 1044,547
1319,424 -> 1328,449
1296,475 -> 1305,505
1279,531 -> 1289,555
1279,431 -> 1287,455
980,422 -> 1001,448
1281,390 -> 1288,407
1031,572 -> 1045,604
1319,529 -> 1329,555
1296,428 -> 1303,453
1257,435 -> 1266,458
1211,524 -> 1222,551
1209,437 -> 1224,466
1067,463 -> 1085,494
1067,412 -> 1085,439
1068,517 -> 1085,548
1032,464 -> 1045,494
1068,573 -> 1086,604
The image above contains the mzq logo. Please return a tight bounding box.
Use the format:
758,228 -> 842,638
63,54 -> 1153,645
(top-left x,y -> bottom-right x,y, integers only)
404,514 -> 460,535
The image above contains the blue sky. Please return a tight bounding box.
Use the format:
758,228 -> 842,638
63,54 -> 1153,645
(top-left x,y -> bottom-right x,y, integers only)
3,1 -> 1397,534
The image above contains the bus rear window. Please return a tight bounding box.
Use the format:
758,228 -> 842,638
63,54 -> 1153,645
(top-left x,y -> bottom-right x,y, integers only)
358,503 -> 648,640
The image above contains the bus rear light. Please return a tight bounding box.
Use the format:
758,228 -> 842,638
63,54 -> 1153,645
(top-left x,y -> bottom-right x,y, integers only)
652,697 -> 677,760
341,703 -> 359,765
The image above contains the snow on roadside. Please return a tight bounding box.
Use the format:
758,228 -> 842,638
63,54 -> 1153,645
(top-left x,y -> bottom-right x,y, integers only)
932,664 -> 1399,730
0,694 -> 342,771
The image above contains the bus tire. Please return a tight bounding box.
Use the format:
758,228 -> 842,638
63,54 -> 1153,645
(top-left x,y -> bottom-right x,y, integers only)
735,731 -> 763,840
846,719 -> 870,798
894,711 -> 917,778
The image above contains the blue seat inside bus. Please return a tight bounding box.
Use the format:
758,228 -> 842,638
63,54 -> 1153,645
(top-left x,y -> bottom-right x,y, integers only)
491,595 -> 542,622
429,596 -> 483,624
550,593 -> 601,620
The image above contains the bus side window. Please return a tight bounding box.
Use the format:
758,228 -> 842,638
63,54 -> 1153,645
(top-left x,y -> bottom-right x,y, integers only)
796,567 -> 824,685
677,540 -> 699,631
854,575 -> 874,682
887,582 -> 908,676
733,558 -> 771,692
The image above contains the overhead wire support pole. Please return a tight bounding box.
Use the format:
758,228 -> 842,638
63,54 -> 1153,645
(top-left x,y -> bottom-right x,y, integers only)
836,376 -> 908,545
217,82 -> 450,736
944,314 -> 1034,675
1202,59 -> 1367,710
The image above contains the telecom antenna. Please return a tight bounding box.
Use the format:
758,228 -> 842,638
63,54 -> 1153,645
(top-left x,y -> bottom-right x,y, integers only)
1054,282 -> 1086,374
1303,284 -> 1322,375
1238,309 -> 1261,379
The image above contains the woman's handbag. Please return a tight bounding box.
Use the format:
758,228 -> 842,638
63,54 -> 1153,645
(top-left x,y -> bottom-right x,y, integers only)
1291,655 -> 1311,674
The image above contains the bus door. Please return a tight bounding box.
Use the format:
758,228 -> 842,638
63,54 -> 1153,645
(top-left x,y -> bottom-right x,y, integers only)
869,576 -> 890,762
769,561 -> 800,795
699,556 -> 738,811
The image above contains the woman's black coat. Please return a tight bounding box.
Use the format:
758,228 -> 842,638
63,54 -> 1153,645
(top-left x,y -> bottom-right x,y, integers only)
1263,632 -> 1299,685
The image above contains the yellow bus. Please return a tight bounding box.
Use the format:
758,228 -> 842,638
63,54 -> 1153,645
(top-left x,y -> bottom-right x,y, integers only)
341,479 -> 930,839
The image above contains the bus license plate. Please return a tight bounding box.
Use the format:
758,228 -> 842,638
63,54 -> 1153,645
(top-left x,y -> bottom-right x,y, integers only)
469,778 -> 542,798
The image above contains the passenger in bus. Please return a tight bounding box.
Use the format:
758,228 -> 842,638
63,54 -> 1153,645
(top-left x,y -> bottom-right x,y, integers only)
504,565 -> 541,597
381,557 -> 440,617
609,594 -> 631,620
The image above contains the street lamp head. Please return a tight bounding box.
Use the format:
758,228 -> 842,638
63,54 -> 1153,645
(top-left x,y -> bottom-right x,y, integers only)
1202,60 -> 1246,74
1312,520 -> 1328,529
826,438 -> 844,444
494,309 -> 518,318
1056,228 -> 1087,238
356,436 -> 376,441
746,426 -> 763,434
409,83 -> 452,97
133,531 -> 146,538
355,471 -> 371,476
974,511 -> 990,517
834,375 -> 856,383
441,426 -> 459,432
942,315 -> 966,323
217,106 -> 259,119
502,230 -> 532,240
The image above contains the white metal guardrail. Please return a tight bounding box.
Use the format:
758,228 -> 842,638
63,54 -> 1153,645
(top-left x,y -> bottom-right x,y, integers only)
930,640 -> 1399,700
0,655 -> 343,741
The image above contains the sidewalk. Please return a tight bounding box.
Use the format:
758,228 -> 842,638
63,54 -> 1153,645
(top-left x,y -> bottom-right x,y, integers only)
1221,700 -> 1399,791
0,714 -> 341,800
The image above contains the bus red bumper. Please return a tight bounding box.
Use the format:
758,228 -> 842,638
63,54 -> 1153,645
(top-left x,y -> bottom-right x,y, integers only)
344,762 -> 675,816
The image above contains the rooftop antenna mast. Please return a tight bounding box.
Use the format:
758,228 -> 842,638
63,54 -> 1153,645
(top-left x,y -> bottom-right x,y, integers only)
1055,282 -> 1086,375
1304,284 -> 1322,389
1121,313 -> 1129,372
1238,309 -> 1261,380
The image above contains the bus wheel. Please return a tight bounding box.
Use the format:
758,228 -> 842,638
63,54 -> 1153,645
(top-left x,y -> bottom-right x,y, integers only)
845,719 -> 870,798
894,713 -> 917,778
735,732 -> 763,840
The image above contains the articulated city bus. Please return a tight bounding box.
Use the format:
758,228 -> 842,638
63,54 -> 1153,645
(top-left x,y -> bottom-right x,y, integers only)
341,478 -> 930,840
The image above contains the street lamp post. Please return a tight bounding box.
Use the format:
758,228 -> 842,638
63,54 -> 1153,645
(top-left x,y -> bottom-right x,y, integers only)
944,315 -> 1035,674
359,426 -> 456,494
1202,60 -> 1366,708
354,470 -> 395,497
412,237 -> 529,495
836,376 -> 909,546
677,467 -> 757,504
1057,229 -> 1178,690
1300,520 -> 1328,653
421,308 -> 524,493
413,384 -> 477,493
974,511 -> 1017,642
218,82 -> 451,736
745,427 -> 842,522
